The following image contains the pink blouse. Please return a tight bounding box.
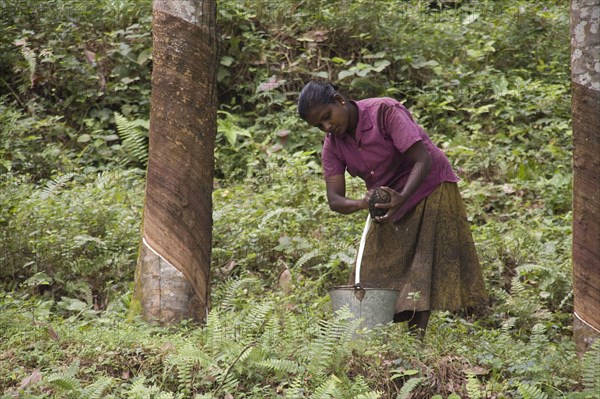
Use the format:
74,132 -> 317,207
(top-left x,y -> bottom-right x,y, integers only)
321,97 -> 459,221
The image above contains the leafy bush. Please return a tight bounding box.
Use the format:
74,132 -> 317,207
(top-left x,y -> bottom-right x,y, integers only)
0,169 -> 144,303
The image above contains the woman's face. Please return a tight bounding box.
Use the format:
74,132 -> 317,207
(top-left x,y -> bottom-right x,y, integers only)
304,95 -> 349,137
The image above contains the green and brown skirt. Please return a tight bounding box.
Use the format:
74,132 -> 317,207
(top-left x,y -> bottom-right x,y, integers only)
349,182 -> 488,313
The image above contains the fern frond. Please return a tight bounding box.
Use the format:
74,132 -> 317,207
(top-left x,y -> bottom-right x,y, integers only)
517,382 -> 548,399
530,323 -> 548,346
398,377 -> 426,399
47,375 -> 81,392
515,263 -> 553,275
81,376 -> 114,399
295,249 -> 323,269
257,358 -> 304,374
284,375 -> 306,398
166,343 -> 213,396
243,301 -> 273,333
39,173 -> 76,199
466,373 -> 482,399
309,374 -> 342,399
510,276 -> 526,296
213,372 -> 239,395
332,247 -> 357,266
582,339 -> 600,395
305,310 -> 358,377
125,376 -> 161,399
307,322 -> 342,375
114,112 -> 149,165
261,314 -> 283,349
46,359 -> 82,392
217,277 -> 260,311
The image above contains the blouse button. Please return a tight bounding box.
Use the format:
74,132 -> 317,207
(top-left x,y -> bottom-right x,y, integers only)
370,171 -> 375,175
358,147 -> 362,151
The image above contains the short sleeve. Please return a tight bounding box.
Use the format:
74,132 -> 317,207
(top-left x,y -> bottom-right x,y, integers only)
321,136 -> 346,177
381,103 -> 423,153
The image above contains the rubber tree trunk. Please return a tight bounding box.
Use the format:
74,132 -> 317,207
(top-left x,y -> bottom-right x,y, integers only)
134,0 -> 218,324
570,0 -> 600,354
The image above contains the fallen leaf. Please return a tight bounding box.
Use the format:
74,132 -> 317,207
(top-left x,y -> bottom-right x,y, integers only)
217,260 -> 236,277
465,366 -> 489,375
18,369 -> 42,390
278,268 -> 292,294
47,325 -> 59,341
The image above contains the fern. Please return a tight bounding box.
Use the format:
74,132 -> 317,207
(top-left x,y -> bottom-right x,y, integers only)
125,376 -> 178,399
530,323 -> 548,346
20,45 -> 37,89
80,376 -> 114,399
295,249 -> 323,269
285,375 -> 307,399
466,373 -> 482,399
166,343 -> 212,396
216,277 -> 260,311
213,371 -> 239,396
306,307 -> 359,377
517,382 -> 548,399
46,359 -> 82,393
114,112 -> 149,166
242,300 -> 273,334
397,377 -> 426,399
261,312 -> 283,349
39,173 -> 76,199
46,374 -> 82,393
309,374 -> 342,399
45,360 -> 114,399
510,276 -> 527,297
581,340 -> 600,395
257,358 -> 304,374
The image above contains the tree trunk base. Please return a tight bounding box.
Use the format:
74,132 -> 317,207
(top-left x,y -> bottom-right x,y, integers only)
134,239 -> 205,324
574,312 -> 600,357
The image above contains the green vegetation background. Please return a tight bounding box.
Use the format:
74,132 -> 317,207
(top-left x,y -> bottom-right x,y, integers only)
1,0 -> 598,397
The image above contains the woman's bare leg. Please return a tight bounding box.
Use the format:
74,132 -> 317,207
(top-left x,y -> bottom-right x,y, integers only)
408,311 -> 430,339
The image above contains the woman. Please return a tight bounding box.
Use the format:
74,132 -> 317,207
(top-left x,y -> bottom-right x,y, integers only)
298,80 -> 488,336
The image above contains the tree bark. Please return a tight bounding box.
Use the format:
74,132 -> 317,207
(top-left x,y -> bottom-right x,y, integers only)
134,0 -> 218,324
570,0 -> 600,354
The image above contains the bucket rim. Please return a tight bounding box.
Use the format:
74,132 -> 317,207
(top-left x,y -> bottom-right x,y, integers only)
329,285 -> 400,292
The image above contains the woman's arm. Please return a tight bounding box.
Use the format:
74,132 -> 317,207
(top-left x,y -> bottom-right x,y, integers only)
376,140 -> 432,221
325,174 -> 371,214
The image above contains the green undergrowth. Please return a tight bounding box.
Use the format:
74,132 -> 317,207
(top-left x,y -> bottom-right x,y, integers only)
1,276 -> 596,398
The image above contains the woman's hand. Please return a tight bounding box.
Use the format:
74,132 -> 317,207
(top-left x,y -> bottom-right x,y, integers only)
373,186 -> 405,222
361,189 -> 374,210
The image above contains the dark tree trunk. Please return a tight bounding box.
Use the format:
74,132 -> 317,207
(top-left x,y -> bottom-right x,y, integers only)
134,0 -> 218,324
570,0 -> 600,354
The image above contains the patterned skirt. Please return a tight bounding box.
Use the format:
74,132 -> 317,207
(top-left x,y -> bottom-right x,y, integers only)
349,182 -> 488,313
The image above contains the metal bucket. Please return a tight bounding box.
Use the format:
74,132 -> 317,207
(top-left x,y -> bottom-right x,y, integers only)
329,285 -> 399,330
329,213 -> 400,332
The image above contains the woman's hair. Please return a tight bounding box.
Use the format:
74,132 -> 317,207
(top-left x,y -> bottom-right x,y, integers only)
297,80 -> 338,120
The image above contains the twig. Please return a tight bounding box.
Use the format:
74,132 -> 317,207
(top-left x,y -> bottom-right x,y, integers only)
0,77 -> 26,108
212,341 -> 256,395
